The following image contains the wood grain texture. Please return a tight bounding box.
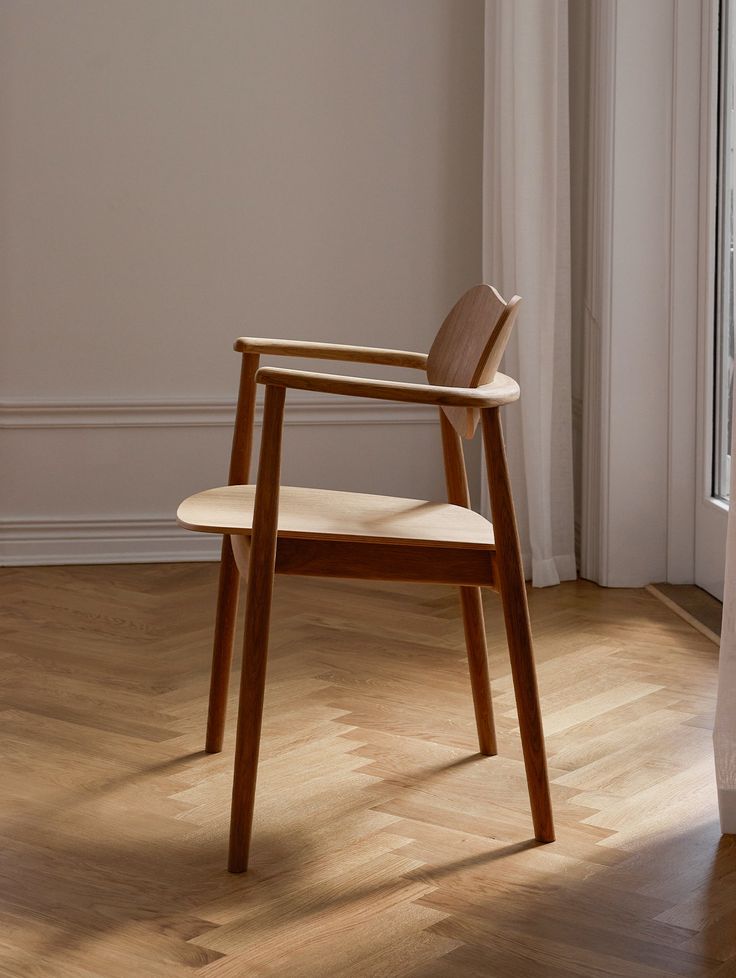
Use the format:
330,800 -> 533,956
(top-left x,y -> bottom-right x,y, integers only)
206,352 -> 260,754
253,366 -> 520,409
233,336 -> 428,369
482,408 -> 554,842
440,409 -> 497,756
439,408 -> 472,505
427,285 -> 522,438
0,565 -> 729,977
206,538 -> 240,754
227,353 -> 261,487
178,485 -> 496,550
647,584 -> 722,644
273,538 -> 496,588
187,286 -> 522,870
229,384 -> 286,872
230,535 -> 251,576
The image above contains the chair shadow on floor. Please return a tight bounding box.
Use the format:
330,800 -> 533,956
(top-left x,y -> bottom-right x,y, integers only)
0,750 -> 501,970
2,563 -> 732,977
3,740 -> 736,978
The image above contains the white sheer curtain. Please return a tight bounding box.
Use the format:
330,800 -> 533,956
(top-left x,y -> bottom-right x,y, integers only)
481,0 -> 577,588
715,394 -> 736,834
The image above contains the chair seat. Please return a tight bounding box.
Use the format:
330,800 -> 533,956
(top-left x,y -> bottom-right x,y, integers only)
177,485 -> 495,550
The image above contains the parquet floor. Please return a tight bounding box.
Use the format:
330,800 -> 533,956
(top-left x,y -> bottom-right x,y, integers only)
0,563 -> 734,977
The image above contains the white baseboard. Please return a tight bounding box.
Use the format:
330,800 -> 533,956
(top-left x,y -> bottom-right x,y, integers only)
0,518 -> 221,566
719,788 -> 736,835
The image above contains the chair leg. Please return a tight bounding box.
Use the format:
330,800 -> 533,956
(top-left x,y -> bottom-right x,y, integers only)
206,351 -> 260,753
205,536 -> 240,753
437,411 -> 497,756
482,407 -> 555,843
496,570 -> 555,841
227,559 -> 275,873
228,384 -> 285,873
459,586 -> 497,756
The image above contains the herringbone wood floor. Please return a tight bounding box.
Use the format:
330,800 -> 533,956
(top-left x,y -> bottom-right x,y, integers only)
0,563 -> 733,977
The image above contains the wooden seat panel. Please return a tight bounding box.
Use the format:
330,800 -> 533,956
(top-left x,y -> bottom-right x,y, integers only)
177,485 -> 495,550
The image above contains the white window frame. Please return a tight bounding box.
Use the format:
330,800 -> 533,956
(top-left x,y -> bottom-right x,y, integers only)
695,0 -> 729,600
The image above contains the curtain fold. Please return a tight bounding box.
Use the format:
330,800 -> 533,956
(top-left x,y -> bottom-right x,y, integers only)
482,0 -> 577,588
715,391 -> 736,834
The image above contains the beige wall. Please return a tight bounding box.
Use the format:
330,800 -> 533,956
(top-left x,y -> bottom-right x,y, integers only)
0,0 -> 484,563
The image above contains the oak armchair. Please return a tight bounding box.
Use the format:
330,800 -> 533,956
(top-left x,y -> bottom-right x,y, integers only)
177,284 -> 554,872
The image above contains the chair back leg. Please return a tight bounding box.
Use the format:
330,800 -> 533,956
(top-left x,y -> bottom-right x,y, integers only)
458,586 -> 498,755
229,383 -> 286,873
206,537 -> 241,752
206,352 -> 260,753
439,411 -> 497,755
481,407 -> 555,842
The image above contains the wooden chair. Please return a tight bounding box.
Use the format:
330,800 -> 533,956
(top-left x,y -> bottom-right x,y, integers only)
177,284 -> 555,873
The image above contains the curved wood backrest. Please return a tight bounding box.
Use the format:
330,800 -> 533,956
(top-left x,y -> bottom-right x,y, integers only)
427,285 -> 521,438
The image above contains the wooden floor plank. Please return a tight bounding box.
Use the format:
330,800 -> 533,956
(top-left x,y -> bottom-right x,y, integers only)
0,566 -> 728,977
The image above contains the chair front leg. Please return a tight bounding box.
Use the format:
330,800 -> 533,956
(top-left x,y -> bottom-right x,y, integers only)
229,384 -> 286,873
439,410 -> 497,756
204,351 -> 260,753
482,407 -> 555,843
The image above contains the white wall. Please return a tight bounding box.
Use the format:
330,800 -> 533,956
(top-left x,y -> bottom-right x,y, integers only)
0,0 -> 485,564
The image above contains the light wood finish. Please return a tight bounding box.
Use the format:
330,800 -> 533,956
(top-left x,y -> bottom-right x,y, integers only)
205,352 -> 260,754
178,485 -> 495,549
439,407 -> 473,505
178,284 -> 552,872
230,534 -> 251,576
0,565 -> 730,977
482,408 -> 555,842
254,365 -> 520,409
427,285 -> 522,437
440,409 -> 497,757
233,336 -> 428,369
229,384 -> 286,873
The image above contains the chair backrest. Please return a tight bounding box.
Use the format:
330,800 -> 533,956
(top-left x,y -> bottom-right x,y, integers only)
427,284 -> 521,438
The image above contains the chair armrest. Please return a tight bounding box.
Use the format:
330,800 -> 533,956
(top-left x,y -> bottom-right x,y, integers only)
255,366 -> 520,408
233,337 -> 428,370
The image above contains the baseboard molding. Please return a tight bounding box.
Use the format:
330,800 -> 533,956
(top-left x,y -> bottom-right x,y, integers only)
0,518 -> 222,566
1,394 -> 440,566
645,583 -> 721,645
0,394 -> 438,429
718,788 -> 736,835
